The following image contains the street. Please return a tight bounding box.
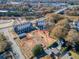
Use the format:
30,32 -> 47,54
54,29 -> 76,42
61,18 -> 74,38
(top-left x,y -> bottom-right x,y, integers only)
0,28 -> 25,59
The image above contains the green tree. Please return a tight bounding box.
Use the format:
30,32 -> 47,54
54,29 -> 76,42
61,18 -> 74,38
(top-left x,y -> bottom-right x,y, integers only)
32,44 -> 43,56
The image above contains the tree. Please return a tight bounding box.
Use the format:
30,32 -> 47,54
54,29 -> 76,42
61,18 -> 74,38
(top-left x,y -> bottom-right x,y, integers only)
32,44 -> 43,56
65,29 -> 79,51
0,33 -> 7,53
66,29 -> 79,43
50,19 -> 70,39
45,14 -> 64,34
45,14 -> 64,24
65,10 -> 79,16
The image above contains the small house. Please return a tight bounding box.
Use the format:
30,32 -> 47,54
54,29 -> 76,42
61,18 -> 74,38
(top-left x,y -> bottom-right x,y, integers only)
36,20 -> 46,30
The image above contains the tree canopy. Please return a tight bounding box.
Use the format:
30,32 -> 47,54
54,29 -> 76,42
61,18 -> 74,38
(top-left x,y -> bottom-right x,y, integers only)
66,29 -> 79,43
32,44 -> 43,56
0,33 -> 7,53
50,19 -> 70,39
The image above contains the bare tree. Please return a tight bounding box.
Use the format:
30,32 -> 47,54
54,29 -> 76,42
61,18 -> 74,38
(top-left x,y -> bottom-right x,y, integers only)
66,29 -> 79,43
50,19 -> 70,39
0,33 -> 7,53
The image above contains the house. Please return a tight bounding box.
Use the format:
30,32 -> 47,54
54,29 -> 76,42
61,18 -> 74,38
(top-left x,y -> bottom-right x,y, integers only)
45,48 -> 60,56
14,22 -> 34,34
76,21 -> 79,31
36,20 -> 46,30
69,21 -> 79,31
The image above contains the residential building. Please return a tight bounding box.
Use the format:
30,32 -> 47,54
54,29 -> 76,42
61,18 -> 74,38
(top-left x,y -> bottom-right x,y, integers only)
14,22 -> 34,34
36,20 -> 46,30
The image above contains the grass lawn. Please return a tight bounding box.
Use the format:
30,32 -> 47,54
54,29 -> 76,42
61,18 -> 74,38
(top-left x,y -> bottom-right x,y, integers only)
70,51 -> 79,59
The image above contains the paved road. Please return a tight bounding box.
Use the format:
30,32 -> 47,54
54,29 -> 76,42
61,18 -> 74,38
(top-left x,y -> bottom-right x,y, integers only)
0,28 -> 25,59
0,20 -> 14,29
54,5 -> 79,14
54,7 -> 68,14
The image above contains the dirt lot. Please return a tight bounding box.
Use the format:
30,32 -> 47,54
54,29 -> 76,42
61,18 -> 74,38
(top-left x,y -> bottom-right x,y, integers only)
12,30 -> 56,59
